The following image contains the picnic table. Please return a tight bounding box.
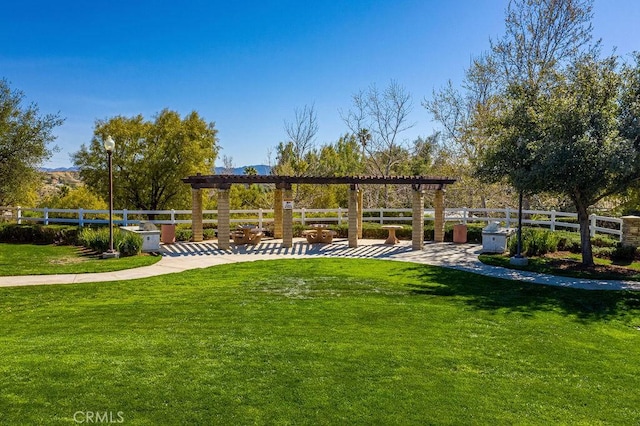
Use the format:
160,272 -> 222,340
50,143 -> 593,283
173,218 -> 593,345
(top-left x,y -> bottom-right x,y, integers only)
302,224 -> 336,244
381,225 -> 403,244
232,225 -> 263,245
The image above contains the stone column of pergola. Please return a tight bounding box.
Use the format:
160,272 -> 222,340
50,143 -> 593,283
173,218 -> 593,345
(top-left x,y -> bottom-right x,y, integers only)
217,185 -> 231,250
412,185 -> 424,250
622,216 -> 640,247
191,188 -> 203,242
273,187 -> 284,239
349,184 -> 359,248
434,188 -> 445,243
357,189 -> 364,239
282,185 -> 293,248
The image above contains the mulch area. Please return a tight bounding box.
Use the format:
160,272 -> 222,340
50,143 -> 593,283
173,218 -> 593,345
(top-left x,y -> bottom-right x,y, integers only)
545,251 -> 640,279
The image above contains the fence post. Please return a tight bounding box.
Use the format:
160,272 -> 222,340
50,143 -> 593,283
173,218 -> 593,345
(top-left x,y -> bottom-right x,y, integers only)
44,207 -> 49,225
258,209 -> 263,229
122,209 -> 128,226
78,208 -> 84,227
505,207 -> 511,228
379,209 -> 384,225
171,209 -> 176,224
590,214 -> 597,237
550,210 -> 556,231
301,208 -> 306,226
17,206 -> 22,224
338,207 -> 342,225
462,207 -> 467,225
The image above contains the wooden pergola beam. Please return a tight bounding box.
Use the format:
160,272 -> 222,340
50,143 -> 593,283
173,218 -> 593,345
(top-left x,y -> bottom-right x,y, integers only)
183,174 -> 456,188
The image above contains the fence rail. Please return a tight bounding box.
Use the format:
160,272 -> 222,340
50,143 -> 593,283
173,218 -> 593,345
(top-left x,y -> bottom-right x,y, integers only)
0,206 -> 624,240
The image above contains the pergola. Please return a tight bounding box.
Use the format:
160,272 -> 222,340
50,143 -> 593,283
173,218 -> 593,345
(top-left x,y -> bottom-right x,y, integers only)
182,174 -> 457,251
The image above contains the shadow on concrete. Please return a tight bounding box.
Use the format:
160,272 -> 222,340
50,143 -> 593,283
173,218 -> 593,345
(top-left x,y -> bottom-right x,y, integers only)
160,239 -> 414,260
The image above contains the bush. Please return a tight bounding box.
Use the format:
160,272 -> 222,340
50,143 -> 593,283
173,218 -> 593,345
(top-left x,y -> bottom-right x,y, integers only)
79,227 -> 142,257
509,228 -> 560,257
0,224 -> 79,245
610,243 -> 636,263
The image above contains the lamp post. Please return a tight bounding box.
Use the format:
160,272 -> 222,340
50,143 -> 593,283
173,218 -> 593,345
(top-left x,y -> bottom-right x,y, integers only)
510,150 -> 528,265
102,136 -> 120,259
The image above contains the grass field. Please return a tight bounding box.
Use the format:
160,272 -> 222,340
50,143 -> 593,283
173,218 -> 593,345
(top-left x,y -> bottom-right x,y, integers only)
1,258 -> 639,424
0,243 -> 161,276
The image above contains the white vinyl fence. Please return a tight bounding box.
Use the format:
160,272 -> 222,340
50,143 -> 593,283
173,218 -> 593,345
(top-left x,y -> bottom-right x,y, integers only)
0,207 -> 622,238
0,206 -> 623,240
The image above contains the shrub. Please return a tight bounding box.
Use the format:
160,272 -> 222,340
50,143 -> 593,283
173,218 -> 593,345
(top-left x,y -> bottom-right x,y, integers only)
591,235 -> 619,248
509,228 -> 560,257
592,246 -> 614,259
610,243 -> 636,263
0,224 -> 79,245
79,227 -> 142,257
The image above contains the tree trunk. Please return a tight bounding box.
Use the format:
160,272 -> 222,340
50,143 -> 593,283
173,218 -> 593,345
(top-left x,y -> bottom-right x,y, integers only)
576,202 -> 594,266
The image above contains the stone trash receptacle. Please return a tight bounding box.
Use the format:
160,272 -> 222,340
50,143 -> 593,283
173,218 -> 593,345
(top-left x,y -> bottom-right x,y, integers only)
161,224 -> 176,244
453,223 -> 467,244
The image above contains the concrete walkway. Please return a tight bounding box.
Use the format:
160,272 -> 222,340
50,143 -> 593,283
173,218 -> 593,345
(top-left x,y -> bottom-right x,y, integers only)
1,238 -> 639,291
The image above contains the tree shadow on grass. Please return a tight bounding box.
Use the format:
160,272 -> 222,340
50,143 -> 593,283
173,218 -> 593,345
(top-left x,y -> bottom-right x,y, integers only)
405,265 -> 640,322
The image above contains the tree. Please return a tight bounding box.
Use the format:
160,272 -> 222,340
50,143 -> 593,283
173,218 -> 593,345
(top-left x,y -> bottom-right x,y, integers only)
243,166 -> 258,176
476,53 -> 640,265
342,80 -> 414,206
283,104 -> 318,176
0,79 -> 64,206
72,109 -> 218,217
425,0 -> 595,210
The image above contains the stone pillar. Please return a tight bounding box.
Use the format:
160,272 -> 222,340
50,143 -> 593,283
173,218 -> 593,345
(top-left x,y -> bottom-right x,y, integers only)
357,189 -> 364,239
348,185 -> 358,248
191,188 -> 203,242
217,186 -> 231,250
412,186 -> 424,250
274,188 -> 284,239
282,186 -> 293,248
434,188 -> 445,243
622,216 -> 640,247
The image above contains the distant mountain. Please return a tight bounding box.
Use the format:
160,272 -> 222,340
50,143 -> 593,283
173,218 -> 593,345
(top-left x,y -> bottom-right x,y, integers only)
41,164 -> 272,175
41,166 -> 80,172
214,165 -> 271,175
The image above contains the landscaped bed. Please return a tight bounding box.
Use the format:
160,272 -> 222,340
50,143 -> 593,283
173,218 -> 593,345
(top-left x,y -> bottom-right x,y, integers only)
1,258 -> 639,424
480,251 -> 640,281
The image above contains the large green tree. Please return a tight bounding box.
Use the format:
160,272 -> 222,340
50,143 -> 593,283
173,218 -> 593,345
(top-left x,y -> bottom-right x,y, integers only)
0,79 -> 63,206
477,54 -> 640,265
425,0 -> 595,210
73,109 -> 218,217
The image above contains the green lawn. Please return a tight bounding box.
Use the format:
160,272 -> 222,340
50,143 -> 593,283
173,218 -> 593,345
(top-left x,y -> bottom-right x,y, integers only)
1,258 -> 639,425
0,243 -> 161,276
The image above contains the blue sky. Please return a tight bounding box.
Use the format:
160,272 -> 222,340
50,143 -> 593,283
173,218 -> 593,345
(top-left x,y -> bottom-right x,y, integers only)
1,0 -> 638,169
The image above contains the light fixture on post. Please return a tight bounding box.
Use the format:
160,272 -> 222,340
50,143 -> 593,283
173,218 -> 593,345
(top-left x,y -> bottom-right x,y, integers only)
102,135 -> 120,259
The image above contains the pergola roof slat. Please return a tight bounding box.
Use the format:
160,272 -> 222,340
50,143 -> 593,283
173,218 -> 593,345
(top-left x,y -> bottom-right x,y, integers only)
182,174 -> 457,188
